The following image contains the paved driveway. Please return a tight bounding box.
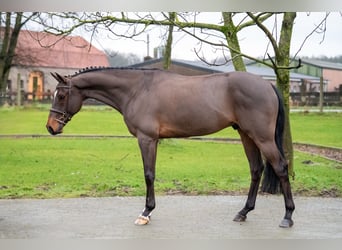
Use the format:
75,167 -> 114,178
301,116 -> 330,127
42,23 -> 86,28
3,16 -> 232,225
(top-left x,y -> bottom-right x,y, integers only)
0,195 -> 341,239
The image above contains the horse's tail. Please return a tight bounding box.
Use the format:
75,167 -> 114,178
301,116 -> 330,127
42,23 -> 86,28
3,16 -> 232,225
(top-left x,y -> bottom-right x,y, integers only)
260,84 -> 285,194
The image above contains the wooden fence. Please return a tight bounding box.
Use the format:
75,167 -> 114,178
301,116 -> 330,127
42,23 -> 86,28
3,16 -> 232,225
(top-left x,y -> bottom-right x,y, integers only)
290,92 -> 342,106
0,91 -> 103,106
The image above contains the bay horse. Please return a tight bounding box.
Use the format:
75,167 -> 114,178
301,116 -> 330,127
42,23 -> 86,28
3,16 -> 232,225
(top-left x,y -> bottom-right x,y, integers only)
46,67 -> 295,228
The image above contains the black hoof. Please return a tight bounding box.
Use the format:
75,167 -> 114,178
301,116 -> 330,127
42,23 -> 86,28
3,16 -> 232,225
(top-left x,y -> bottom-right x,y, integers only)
279,219 -> 294,228
233,213 -> 247,222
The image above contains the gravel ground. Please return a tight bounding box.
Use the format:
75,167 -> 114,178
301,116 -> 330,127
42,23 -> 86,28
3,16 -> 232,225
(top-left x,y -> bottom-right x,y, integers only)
1,195 -> 342,239
294,144 -> 342,162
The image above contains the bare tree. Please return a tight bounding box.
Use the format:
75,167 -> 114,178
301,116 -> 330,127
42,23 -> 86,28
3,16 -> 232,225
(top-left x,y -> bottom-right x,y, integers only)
163,12 -> 176,70
0,12 -> 38,94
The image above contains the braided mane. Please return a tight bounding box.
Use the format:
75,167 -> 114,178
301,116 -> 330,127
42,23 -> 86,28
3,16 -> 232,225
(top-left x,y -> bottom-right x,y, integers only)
70,66 -> 161,77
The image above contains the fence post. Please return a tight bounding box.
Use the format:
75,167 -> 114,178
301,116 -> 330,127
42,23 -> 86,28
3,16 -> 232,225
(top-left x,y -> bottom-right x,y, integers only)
319,76 -> 323,113
17,73 -> 21,106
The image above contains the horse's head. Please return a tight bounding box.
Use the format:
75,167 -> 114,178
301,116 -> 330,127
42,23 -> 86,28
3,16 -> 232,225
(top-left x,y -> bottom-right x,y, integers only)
46,72 -> 83,135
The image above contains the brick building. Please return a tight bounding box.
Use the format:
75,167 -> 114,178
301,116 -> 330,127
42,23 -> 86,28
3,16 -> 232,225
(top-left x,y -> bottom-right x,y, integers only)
7,29 -> 109,101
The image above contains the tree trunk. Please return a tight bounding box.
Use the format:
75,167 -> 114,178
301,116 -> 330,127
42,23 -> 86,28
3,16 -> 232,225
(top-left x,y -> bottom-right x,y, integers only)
276,12 -> 296,179
221,12 -> 246,71
0,12 -> 23,93
163,12 -> 176,70
0,13 -> 11,93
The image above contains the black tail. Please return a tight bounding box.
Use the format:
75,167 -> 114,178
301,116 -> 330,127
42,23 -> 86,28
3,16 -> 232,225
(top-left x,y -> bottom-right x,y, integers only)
260,85 -> 285,194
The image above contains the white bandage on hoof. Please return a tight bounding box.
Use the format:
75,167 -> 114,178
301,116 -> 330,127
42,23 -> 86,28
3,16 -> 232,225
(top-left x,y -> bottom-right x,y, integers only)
134,214 -> 150,225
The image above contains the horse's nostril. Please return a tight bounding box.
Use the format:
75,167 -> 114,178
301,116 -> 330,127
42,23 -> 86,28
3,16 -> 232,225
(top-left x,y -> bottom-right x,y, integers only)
47,126 -> 55,135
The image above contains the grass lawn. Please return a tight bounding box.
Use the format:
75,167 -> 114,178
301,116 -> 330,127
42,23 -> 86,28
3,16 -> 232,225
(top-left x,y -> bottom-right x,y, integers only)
0,105 -> 130,136
290,112 -> 342,148
0,106 -> 341,198
1,137 -> 341,198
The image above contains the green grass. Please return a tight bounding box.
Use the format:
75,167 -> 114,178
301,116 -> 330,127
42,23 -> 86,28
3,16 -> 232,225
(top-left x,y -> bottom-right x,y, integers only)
1,137 -> 341,199
293,151 -> 342,196
0,106 -> 131,136
0,138 -> 251,198
290,112 -> 342,147
0,137 -> 142,198
0,106 -> 341,198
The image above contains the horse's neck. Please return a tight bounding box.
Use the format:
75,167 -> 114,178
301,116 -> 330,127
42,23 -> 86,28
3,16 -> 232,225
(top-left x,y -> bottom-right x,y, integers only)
76,70 -> 143,113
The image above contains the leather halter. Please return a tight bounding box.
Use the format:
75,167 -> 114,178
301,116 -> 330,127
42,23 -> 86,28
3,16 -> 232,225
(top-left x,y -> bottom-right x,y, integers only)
49,84 -> 73,125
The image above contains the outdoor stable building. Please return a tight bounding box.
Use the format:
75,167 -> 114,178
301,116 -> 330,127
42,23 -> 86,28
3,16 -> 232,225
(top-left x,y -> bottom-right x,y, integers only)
6,29 -> 109,101
291,58 -> 342,92
131,57 -> 321,89
247,58 -> 342,93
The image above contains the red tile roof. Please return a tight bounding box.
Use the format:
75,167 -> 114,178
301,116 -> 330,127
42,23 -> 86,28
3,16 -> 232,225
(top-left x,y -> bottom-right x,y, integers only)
14,29 -> 109,69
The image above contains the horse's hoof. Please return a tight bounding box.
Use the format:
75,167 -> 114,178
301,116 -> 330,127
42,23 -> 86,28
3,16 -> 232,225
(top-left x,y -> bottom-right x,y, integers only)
134,215 -> 150,225
233,214 -> 247,222
279,219 -> 294,228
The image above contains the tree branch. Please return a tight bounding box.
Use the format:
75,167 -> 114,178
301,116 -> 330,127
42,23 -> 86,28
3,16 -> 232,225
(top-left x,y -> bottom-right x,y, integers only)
246,12 -> 280,57
237,12 -> 274,31
37,12 -> 300,70
293,12 -> 330,59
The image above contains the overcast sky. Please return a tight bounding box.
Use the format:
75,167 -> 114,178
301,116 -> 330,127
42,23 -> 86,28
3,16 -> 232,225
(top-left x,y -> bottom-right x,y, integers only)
65,12 -> 342,61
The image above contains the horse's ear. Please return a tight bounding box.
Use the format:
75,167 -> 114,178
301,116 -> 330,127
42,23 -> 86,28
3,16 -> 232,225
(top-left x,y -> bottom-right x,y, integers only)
51,72 -> 67,84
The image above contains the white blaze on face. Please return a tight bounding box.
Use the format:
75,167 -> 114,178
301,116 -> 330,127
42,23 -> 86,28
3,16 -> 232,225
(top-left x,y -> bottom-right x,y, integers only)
53,90 -> 58,101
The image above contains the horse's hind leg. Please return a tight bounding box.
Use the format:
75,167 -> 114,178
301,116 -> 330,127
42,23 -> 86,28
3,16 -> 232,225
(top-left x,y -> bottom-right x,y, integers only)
259,141 -> 295,228
233,130 -> 264,222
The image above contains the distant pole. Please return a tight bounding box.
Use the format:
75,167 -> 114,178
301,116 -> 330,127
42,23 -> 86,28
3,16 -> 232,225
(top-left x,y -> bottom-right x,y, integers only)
17,73 -> 21,106
147,34 -> 150,57
319,76 -> 323,113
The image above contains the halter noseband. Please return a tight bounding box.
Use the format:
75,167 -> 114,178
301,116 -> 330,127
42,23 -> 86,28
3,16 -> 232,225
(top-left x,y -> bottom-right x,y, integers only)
50,84 -> 73,125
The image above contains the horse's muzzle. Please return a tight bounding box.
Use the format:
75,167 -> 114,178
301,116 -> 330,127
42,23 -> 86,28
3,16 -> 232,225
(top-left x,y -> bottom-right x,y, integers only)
46,125 -> 61,135
46,117 -> 63,135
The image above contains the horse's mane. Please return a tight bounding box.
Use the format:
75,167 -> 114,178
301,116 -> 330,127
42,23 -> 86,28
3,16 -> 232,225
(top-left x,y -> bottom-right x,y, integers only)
70,66 -> 162,77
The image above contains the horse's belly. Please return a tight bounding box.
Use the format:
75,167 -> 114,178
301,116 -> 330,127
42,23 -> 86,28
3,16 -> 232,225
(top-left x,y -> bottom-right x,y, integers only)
158,113 -> 231,138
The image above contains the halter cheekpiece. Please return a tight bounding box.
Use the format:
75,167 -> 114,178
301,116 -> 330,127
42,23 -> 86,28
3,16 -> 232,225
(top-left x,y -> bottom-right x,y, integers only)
49,84 -> 73,125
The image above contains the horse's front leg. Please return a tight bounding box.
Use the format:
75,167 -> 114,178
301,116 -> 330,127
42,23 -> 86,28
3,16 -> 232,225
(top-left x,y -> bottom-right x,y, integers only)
134,136 -> 158,225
